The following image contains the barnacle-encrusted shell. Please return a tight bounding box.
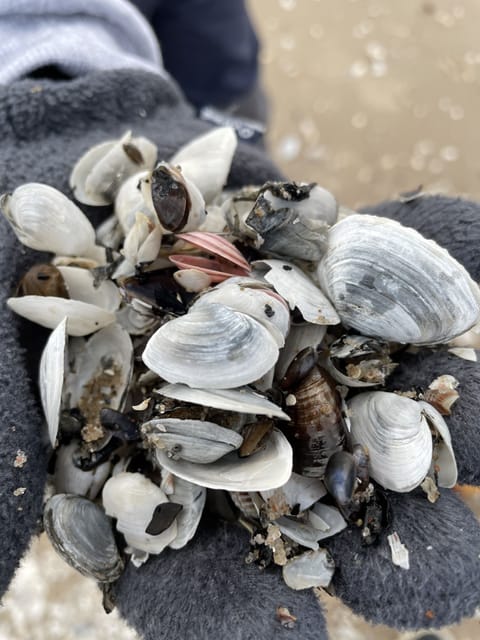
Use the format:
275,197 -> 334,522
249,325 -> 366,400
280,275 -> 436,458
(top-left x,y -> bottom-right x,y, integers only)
142,303 -> 279,389
142,418 -> 243,463
1,183 -> 98,257
348,391 -> 433,492
155,428 -> 293,492
318,214 -> 480,344
44,494 -> 123,582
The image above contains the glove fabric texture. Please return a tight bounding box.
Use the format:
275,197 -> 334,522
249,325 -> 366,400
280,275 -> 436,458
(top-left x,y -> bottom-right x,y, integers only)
0,69 -> 479,639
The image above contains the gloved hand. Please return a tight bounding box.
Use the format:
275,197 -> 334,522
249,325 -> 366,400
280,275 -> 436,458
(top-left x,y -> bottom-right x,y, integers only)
1,69 -> 479,640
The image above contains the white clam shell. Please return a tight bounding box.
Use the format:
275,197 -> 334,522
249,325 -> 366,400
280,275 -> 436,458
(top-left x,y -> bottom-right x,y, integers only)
170,127 -> 237,204
168,476 -> 206,550
114,170 -> 158,234
57,266 -> 122,312
155,428 -> 293,492
1,183 -> 97,257
253,259 -> 340,325
102,472 -> 177,554
173,268 -> 212,293
348,391 -> 433,492
142,418 -> 243,464
7,296 -> 115,336
158,383 -> 290,420
418,400 -> 458,488
142,303 -> 279,389
192,277 -> 290,347
70,132 -> 157,206
39,317 -> 67,446
122,213 -> 162,266
318,214 -> 480,344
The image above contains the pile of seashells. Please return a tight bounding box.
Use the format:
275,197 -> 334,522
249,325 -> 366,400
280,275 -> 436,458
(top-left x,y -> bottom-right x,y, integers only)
2,127 -> 480,596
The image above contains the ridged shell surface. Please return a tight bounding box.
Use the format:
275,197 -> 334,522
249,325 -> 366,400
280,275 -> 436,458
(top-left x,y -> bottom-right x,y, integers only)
142,303 -> 279,388
318,214 -> 480,344
348,391 -> 433,492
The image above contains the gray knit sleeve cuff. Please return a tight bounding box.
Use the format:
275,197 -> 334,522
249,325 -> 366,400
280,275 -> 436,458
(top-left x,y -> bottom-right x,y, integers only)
0,0 -> 167,83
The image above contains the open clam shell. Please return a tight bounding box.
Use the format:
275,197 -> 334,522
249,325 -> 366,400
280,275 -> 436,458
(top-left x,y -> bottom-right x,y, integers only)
155,428 -> 293,492
142,303 -> 279,389
39,317 -> 67,446
318,214 -> 480,344
142,418 -> 243,464
348,391 -> 433,492
70,132 -> 157,206
44,494 -> 123,582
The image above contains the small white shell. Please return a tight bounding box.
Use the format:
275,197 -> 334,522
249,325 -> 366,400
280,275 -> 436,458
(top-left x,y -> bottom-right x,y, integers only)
57,266 -> 122,312
349,391 -> 433,492
1,183 -> 97,257
275,322 -> 327,381
7,296 -> 115,336
418,401 -> 458,488
122,213 -> 162,266
70,132 -> 157,206
102,472 -> 177,554
155,428 -> 292,492
173,269 -> 212,293
158,383 -> 290,420
142,303 -> 279,389
170,127 -> 237,204
263,184 -> 337,226
168,476 -> 206,550
114,170 -> 158,234
308,503 -> 347,540
54,443 -> 111,500
253,259 -> 340,325
39,317 -> 67,446
261,473 -> 326,516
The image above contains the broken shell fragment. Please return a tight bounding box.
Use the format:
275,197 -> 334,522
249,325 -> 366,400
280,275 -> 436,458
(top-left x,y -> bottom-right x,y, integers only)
57,266 -> 122,312
142,418 -> 243,464
261,472 -> 327,517
254,259 -> 340,325
142,303 -> 279,389
282,548 -> 335,590
102,472 -> 178,554
155,428 -> 293,492
44,494 -> 123,582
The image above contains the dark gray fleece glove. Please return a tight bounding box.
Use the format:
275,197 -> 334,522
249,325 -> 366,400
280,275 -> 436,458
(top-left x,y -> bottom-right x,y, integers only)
0,69 -> 479,640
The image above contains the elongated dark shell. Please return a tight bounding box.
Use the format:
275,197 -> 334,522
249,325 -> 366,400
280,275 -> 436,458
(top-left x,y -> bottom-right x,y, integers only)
44,494 -> 123,582
286,365 -> 345,477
